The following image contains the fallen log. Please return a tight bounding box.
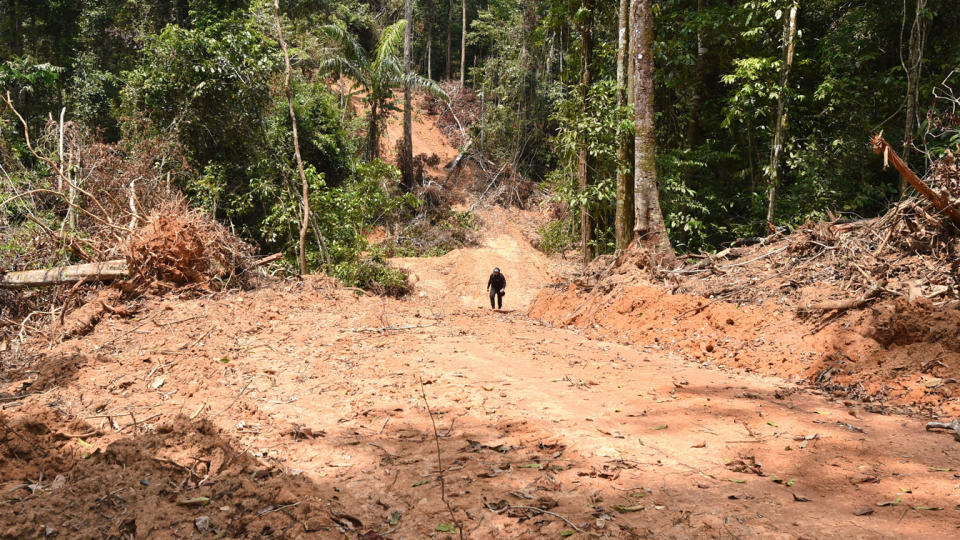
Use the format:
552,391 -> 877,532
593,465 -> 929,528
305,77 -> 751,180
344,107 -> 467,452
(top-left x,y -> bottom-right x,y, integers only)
926,419 -> 960,441
1,260 -> 128,289
1,252 -> 282,289
871,134 -> 960,227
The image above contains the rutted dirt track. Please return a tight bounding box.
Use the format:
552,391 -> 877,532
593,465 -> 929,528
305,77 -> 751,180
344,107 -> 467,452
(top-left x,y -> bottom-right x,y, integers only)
3,210 -> 960,538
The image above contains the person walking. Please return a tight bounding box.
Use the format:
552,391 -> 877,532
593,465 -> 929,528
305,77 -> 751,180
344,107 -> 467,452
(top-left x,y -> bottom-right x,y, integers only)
487,267 -> 506,310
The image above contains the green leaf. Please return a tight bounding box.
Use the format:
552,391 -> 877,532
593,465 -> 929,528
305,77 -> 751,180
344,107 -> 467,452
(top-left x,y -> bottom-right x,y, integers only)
929,467 -> 951,472
561,531 -> 577,537
518,463 -> 543,469
436,523 -> 457,533
767,421 -> 778,427
389,511 -> 401,526
913,506 -> 943,511
412,479 -> 429,487
786,479 -> 796,487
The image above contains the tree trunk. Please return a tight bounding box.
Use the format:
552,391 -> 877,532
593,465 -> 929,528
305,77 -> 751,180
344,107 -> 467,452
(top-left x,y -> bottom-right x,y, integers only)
0,260 -> 128,289
902,0 -> 929,189
579,0 -> 593,266
687,0 -> 708,146
615,0 -> 634,250
274,0 -> 313,274
446,0 -> 453,80
424,0 -> 433,80
766,1 -> 798,225
401,0 -> 416,191
460,0 -> 467,86
368,101 -> 379,159
631,0 -> 672,257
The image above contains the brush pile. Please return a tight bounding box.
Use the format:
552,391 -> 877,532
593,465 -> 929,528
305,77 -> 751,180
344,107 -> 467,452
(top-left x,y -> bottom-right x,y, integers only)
125,200 -> 255,291
664,144 -> 960,312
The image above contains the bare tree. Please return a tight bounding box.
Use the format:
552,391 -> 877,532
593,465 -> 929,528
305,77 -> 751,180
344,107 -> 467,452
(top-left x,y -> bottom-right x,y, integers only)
766,1 -> 798,225
687,0 -> 708,147
460,0 -> 467,85
402,0 -> 416,191
901,0 -> 930,186
615,0 -> 634,250
631,0 -> 672,257
579,0 -> 593,265
274,0 -> 315,274
424,0 -> 433,80
446,0 -> 453,79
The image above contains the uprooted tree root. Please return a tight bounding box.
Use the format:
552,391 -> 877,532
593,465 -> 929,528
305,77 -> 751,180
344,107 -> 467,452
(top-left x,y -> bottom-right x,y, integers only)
125,202 -> 255,292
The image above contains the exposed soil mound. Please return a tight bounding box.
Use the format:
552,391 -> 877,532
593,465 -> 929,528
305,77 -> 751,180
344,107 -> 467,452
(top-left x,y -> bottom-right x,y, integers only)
0,408 -> 337,539
531,278 -> 960,415
125,202 -> 254,291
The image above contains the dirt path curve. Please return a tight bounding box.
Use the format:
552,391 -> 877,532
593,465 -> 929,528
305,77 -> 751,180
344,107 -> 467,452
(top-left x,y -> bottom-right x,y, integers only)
7,208 -> 960,538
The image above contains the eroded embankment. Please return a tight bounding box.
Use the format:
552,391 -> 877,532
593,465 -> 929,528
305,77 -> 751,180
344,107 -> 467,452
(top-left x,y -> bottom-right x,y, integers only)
530,282 -> 960,416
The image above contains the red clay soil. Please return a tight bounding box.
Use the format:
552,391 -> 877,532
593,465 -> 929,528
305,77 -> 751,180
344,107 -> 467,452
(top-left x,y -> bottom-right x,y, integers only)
529,281 -> 960,417
3,208 -> 960,538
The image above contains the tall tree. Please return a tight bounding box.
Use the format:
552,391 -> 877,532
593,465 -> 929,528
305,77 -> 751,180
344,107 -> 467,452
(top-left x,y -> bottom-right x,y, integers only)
401,0 -> 415,191
687,0 -> 708,147
460,0 -> 467,85
766,1 -> 798,225
446,0 -> 453,79
579,0 -> 593,265
901,0 -> 929,185
631,0 -> 671,256
424,0 -> 433,80
614,0 -> 634,250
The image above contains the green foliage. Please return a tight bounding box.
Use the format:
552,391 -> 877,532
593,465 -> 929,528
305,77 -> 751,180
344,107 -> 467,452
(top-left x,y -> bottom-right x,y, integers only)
546,80 -> 627,255
537,217 -> 577,255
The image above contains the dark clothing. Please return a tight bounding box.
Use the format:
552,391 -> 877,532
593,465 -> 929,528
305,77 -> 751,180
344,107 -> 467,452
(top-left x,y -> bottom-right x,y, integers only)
487,272 -> 506,309
487,272 -> 506,292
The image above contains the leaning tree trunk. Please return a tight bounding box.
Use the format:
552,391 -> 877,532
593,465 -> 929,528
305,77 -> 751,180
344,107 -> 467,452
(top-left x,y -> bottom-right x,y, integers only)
766,1 -> 798,225
446,0 -> 453,80
401,0 -> 416,191
460,0 -> 467,85
579,0 -> 593,266
614,0 -> 634,250
274,0 -> 326,274
902,0 -> 929,190
631,0 -> 672,257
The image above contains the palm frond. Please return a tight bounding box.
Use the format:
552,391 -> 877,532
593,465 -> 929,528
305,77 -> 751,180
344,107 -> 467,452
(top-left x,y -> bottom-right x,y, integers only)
406,74 -> 449,102
319,24 -> 367,65
316,56 -> 363,81
373,20 -> 407,67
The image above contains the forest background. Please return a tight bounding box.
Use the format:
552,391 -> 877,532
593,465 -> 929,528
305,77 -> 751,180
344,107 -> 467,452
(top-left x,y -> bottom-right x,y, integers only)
2,0 -> 958,289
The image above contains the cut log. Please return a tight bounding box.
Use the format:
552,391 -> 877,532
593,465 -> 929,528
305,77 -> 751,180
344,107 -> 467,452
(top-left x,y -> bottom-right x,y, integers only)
871,134 -> 960,227
1,260 -> 128,289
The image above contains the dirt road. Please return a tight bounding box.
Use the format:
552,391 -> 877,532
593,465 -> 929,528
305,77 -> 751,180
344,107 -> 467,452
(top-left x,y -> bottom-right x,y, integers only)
3,208 -> 959,538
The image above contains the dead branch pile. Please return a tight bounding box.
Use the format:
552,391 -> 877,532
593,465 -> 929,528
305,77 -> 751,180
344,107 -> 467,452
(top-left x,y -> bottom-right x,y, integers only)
428,82 -> 480,149
666,144 -> 960,312
125,200 -> 255,291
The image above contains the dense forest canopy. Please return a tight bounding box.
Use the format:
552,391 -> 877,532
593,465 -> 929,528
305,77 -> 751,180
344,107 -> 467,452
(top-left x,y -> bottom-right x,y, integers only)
2,0 -> 959,276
